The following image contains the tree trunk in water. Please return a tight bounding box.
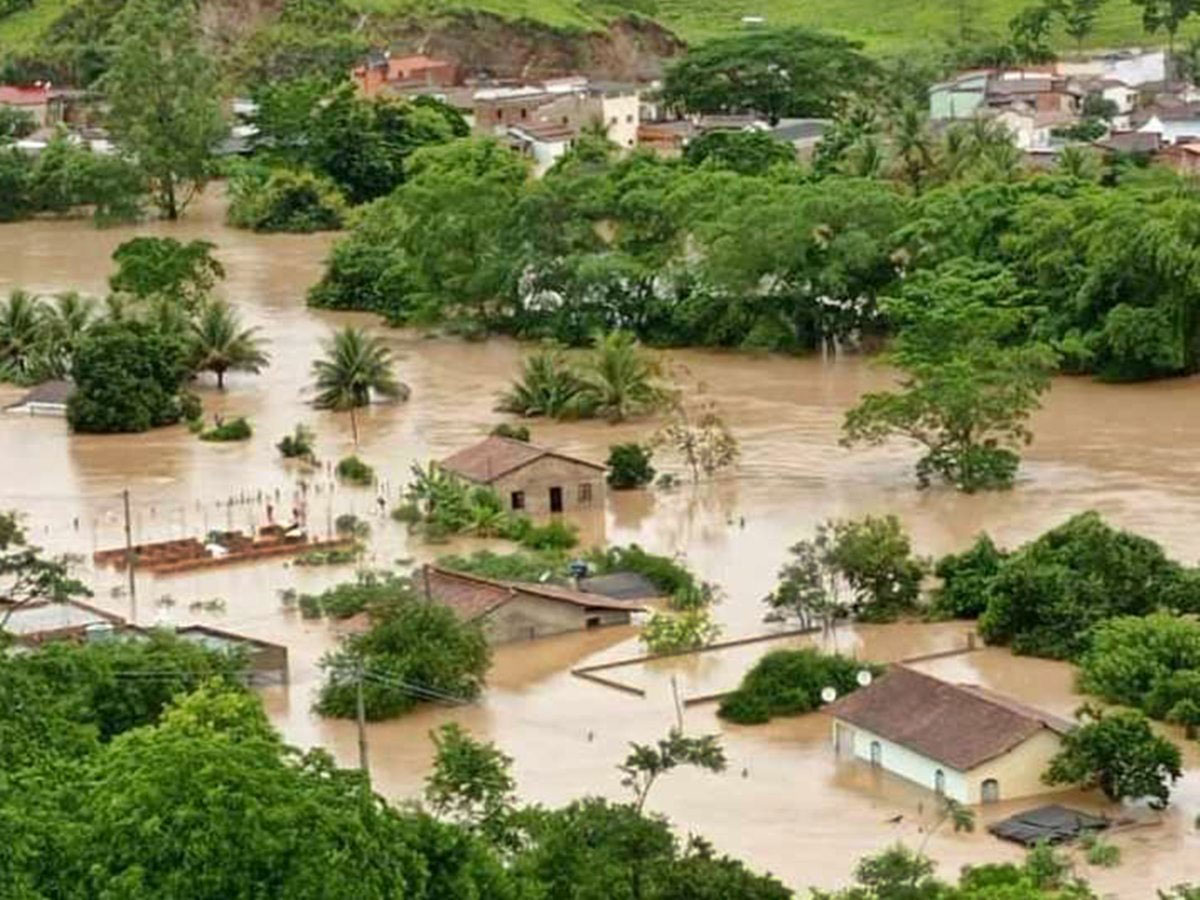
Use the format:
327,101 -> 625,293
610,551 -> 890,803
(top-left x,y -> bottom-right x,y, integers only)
165,175 -> 178,221
217,369 -> 225,390
349,405 -> 359,447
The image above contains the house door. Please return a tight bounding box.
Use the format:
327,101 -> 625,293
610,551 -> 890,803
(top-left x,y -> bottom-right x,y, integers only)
834,724 -> 855,757
981,779 -> 1000,803
549,486 -> 564,513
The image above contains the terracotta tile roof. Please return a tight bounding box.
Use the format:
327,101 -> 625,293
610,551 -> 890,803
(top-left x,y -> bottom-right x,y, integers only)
0,85 -> 50,106
421,566 -> 644,621
828,666 -> 1073,771
438,436 -> 603,484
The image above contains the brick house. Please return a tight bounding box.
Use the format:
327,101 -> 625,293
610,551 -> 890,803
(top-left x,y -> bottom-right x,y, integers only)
353,52 -> 458,98
416,565 -> 640,643
438,435 -> 605,516
0,84 -> 63,129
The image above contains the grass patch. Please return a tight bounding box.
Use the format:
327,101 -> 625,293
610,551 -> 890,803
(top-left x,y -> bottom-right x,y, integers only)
198,417 -> 252,442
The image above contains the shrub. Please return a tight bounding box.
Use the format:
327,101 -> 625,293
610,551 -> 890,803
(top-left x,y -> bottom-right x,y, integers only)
640,610 -> 721,654
336,455 -> 375,486
1082,835 -> 1121,868
277,423 -> 316,461
437,549 -> 567,583
226,165 -> 348,233
391,503 -> 422,525
606,443 -> 655,490
584,544 -> 696,597
334,513 -> 370,540
490,423 -> 530,441
1078,613 -> 1200,715
519,520 -> 578,551
199,417 -> 252,442
718,649 -> 880,725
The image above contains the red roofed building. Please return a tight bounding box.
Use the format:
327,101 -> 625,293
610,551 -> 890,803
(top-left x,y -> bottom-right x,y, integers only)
0,84 -> 63,129
353,52 -> 458,98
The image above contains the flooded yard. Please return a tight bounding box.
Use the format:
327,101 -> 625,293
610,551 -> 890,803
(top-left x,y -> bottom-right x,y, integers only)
3,192 -> 1200,893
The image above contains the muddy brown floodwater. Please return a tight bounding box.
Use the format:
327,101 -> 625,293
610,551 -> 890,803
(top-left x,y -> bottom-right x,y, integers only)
2,191 -> 1200,895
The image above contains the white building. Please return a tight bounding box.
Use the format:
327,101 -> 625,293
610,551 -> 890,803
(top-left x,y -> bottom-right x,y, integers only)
829,667 -> 1074,805
1057,49 -> 1166,87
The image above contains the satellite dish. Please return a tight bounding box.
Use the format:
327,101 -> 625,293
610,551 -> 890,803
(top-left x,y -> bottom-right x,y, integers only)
856,670 -> 874,687
820,686 -> 838,704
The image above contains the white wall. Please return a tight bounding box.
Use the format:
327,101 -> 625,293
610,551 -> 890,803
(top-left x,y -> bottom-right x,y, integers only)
835,720 -> 970,803
1139,115 -> 1200,144
602,93 -> 640,149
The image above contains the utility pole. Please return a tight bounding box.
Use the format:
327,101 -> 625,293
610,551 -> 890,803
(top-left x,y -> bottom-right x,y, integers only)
122,489 -> 137,622
355,658 -> 369,785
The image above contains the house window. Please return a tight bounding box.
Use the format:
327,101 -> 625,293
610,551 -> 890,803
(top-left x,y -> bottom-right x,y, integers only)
510,491 -> 525,511
626,114 -> 633,123
869,741 -> 882,767
578,483 -> 593,505
562,116 -> 569,125
495,109 -> 502,120
520,108 -> 527,119
610,116 -> 617,125
934,769 -> 946,795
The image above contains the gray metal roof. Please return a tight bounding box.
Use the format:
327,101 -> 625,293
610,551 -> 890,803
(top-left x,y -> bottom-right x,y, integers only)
988,805 -> 1108,847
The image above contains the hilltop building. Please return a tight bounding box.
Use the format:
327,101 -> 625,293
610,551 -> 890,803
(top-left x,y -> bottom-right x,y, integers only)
829,667 -> 1073,805
438,435 -> 606,516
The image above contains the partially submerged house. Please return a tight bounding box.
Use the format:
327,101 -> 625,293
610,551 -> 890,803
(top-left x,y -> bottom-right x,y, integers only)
439,435 -> 606,516
829,667 -> 1074,804
5,380 -> 73,416
1,599 -> 124,646
173,623 -> 289,684
419,565 -> 642,643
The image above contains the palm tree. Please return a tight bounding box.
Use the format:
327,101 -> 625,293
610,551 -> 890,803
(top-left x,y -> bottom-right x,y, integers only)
189,299 -> 269,389
0,290 -> 44,381
311,326 -> 408,445
1055,145 -> 1102,182
574,330 -> 670,423
495,350 -> 582,418
889,104 -> 936,194
39,292 -> 97,376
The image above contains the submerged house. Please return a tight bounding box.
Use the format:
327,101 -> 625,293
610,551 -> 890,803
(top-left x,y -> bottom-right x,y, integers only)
829,667 -> 1073,804
4,380 -> 73,416
419,565 -> 641,644
439,435 -> 606,516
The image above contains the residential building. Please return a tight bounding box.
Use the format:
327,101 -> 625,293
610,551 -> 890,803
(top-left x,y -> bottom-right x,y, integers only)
829,666 -> 1073,805
1057,49 -> 1166,87
1160,141 -> 1200,175
928,71 -> 990,120
1,599 -> 125,646
353,52 -> 458,98
4,380 -> 73,417
438,435 -> 606,516
0,84 -> 63,129
418,565 -> 641,643
1094,129 -> 1162,157
1134,101 -> 1200,145
506,122 -> 574,174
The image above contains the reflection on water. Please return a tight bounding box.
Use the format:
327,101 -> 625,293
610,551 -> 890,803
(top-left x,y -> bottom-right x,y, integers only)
3,192 -> 1200,893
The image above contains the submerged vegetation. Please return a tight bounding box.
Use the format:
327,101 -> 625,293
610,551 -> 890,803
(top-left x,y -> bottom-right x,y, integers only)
719,649 -> 881,725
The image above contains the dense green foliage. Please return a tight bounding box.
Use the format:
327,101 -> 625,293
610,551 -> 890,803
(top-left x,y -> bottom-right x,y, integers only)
316,574 -> 491,719
1044,706 -> 1183,807
718,649 -> 879,724
250,82 -> 466,206
335,454 -> 375,485
683,129 -> 796,175
437,548 -> 569,583
978,512 -> 1200,659
0,136 -> 144,225
311,326 -> 407,444
640,608 -> 721,653
585,544 -> 699,598
930,534 -> 1008,619
662,28 -> 878,122
189,298 -> 269,389
109,237 -> 224,310
225,164 -> 348,233
1079,613 -> 1200,726
607,442 -> 656,489
277,422 -> 317,461
67,319 -> 193,432
765,516 -> 926,626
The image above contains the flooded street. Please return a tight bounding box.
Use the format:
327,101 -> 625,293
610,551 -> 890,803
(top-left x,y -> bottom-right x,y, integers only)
3,192 -> 1200,894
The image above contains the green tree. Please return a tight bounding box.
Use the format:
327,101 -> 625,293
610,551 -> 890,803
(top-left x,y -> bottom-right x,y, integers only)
495,350 -> 583,419
1044,705 -> 1183,807
978,512 -> 1200,658
1132,0 -> 1200,58
0,106 -> 34,141
683,130 -> 796,175
188,299 -> 269,390
316,579 -> 490,720
618,728 -> 726,813
662,28 -> 878,123
607,443 -> 656,489
424,723 -> 518,848
1009,2 -> 1060,62
0,510 -> 89,633
109,237 -> 225,311
1078,613 -> 1200,716
640,609 -> 722,653
38,291 -> 98,377
888,104 -> 937,194
68,320 -> 193,433
225,164 -> 348,233
100,0 -> 225,219
311,326 -> 407,446
930,533 -> 1007,619
0,289 -> 43,382
842,261 -> 1056,492
1059,0 -> 1109,49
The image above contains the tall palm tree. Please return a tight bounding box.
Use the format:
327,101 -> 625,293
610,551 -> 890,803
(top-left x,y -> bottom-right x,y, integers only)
889,104 -> 936,194
574,330 -> 670,423
0,290 -> 44,381
1055,145 -> 1102,183
311,326 -> 408,445
189,299 -> 269,390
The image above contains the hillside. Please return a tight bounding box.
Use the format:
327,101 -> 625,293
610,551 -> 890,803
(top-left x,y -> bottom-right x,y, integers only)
2,0 -> 1198,77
